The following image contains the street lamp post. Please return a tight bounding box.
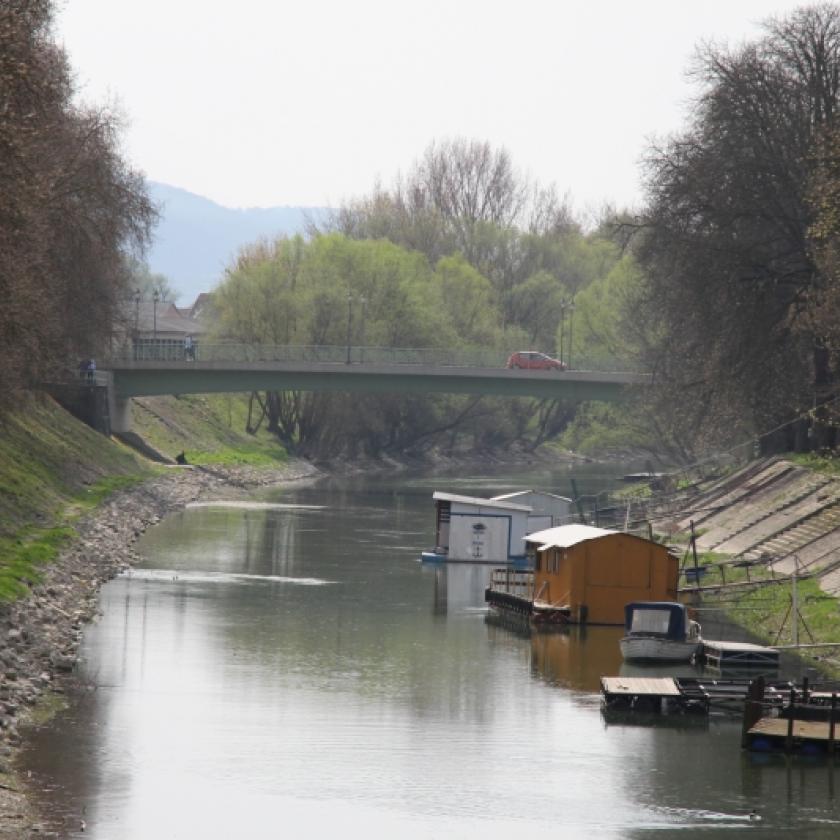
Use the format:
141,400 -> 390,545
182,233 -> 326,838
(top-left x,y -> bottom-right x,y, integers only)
567,302 -> 575,370
559,302 -> 566,366
152,290 -> 159,355
359,296 -> 367,363
134,289 -> 140,360
345,293 -> 353,364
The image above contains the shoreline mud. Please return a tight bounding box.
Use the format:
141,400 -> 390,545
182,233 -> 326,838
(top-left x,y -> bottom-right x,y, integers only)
0,458 -> 321,839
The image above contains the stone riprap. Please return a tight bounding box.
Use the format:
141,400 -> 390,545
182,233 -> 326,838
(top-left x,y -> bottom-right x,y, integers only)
0,459 -> 319,839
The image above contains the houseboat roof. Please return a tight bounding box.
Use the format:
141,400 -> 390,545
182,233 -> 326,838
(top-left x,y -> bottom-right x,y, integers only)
525,523 -> 618,550
492,490 -> 573,504
624,601 -> 689,637
432,492 -> 531,512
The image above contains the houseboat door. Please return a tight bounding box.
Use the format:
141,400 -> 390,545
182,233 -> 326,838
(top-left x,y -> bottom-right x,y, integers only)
436,500 -> 451,551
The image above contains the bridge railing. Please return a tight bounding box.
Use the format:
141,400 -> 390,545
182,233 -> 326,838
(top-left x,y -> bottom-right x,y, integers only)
109,341 -> 644,373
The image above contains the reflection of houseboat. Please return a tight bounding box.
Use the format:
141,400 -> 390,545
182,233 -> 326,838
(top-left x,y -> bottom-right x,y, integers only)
619,602 -> 702,663
485,524 -> 679,626
422,490 -> 573,564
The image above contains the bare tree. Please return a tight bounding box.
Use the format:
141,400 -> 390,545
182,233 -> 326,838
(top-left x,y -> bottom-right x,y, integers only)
631,4 -> 840,451
0,1 -> 154,407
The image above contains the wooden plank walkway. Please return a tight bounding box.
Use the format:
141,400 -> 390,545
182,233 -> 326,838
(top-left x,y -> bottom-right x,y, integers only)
749,718 -> 835,741
601,676 -> 799,715
601,676 -> 709,714
745,715 -> 840,755
601,677 -> 681,697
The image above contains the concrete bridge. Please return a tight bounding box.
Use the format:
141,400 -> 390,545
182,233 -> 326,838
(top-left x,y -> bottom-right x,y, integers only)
100,344 -> 651,433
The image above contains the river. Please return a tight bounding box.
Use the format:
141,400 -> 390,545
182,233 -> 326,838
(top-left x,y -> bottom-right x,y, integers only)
18,464 -> 840,838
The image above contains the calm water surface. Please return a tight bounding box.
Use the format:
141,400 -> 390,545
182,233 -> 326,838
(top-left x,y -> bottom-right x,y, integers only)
19,465 -> 840,838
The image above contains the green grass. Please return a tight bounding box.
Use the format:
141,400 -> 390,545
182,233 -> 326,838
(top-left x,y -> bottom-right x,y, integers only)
611,482 -> 653,501
789,452 -> 840,476
0,526 -> 76,600
187,446 -> 287,467
132,394 -> 288,466
0,394 -> 154,604
0,392 -> 292,605
76,474 -> 150,509
697,560 -> 840,678
0,394 -> 151,537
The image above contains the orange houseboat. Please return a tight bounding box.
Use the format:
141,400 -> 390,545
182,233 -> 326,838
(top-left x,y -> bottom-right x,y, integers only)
486,524 -> 679,626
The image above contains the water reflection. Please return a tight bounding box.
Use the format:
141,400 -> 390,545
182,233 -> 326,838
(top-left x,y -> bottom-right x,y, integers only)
16,469 -> 840,839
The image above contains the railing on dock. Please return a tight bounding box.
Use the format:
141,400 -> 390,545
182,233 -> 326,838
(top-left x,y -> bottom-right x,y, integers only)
488,568 -> 534,599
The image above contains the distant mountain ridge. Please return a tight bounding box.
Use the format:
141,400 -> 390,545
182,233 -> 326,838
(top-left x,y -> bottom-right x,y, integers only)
146,182 -> 332,304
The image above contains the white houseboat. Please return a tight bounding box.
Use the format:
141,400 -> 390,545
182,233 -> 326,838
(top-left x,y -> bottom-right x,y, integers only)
421,492 -> 531,564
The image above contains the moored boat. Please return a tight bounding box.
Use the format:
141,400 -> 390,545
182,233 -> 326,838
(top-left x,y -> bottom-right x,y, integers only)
619,601 -> 702,663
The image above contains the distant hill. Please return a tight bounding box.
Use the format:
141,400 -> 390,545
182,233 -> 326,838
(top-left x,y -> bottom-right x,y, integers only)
146,182 -> 332,304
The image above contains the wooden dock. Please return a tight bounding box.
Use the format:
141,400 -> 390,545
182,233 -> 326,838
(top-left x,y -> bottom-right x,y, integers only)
484,581 -> 571,626
602,676 -> 802,715
601,676 -> 709,713
742,677 -> 840,755
602,672 -> 840,757
746,718 -> 840,754
701,639 -> 780,669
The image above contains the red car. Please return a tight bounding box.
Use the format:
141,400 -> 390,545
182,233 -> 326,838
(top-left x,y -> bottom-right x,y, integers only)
505,351 -> 567,371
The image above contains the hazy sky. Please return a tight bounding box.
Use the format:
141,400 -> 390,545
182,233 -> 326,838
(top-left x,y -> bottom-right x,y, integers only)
57,1 -> 811,215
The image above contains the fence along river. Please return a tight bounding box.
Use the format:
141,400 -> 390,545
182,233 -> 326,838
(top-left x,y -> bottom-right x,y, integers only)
17,465 -> 840,839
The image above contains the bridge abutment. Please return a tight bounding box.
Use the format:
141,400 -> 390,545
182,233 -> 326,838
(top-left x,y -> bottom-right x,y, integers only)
108,375 -> 133,433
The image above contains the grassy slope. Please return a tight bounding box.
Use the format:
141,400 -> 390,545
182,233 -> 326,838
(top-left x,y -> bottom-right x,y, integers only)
0,392 -> 288,602
686,552 -> 840,676
0,393 -> 152,599
132,394 -> 288,466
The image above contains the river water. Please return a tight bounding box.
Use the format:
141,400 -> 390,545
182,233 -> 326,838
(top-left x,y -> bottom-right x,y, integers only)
18,465 -> 840,838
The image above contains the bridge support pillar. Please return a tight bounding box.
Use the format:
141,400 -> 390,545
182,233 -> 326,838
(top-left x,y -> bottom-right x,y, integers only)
107,375 -> 133,433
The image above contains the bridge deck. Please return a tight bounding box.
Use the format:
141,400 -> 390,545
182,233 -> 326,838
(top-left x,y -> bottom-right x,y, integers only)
104,359 -> 650,400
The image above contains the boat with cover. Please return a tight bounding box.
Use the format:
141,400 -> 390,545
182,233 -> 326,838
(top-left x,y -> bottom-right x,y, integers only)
619,601 -> 702,663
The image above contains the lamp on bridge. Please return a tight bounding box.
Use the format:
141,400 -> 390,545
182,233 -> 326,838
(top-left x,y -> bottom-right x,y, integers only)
345,292 -> 353,365
567,302 -> 575,370
133,289 -> 141,361
559,300 -> 576,370
153,289 -> 159,348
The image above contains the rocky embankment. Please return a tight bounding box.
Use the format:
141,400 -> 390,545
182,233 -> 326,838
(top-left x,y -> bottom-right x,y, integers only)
0,459 -> 319,839
667,457 -> 840,588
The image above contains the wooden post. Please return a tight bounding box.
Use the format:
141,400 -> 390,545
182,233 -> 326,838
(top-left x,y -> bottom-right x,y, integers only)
830,693 -> 837,757
792,557 -> 801,649
785,686 -> 796,753
571,478 -> 586,524
741,676 -> 765,749
690,520 -> 700,591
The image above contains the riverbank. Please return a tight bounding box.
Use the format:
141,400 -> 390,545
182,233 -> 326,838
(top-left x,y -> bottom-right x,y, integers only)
0,457 -> 320,839
648,456 -> 840,675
